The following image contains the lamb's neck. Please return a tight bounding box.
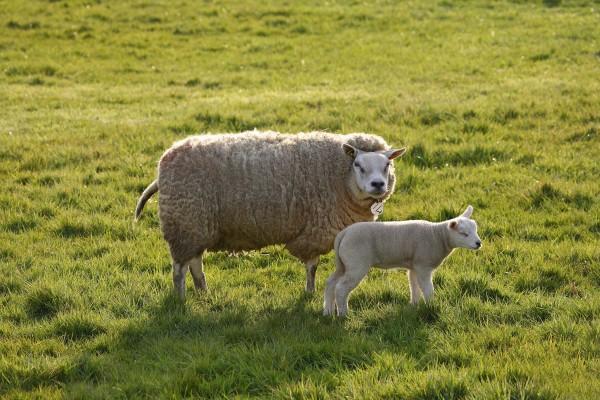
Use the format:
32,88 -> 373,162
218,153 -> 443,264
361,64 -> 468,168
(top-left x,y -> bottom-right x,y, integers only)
431,222 -> 454,259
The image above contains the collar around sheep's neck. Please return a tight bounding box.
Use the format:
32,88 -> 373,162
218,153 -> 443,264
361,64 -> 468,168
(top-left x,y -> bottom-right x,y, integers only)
369,195 -> 386,203
353,190 -> 389,212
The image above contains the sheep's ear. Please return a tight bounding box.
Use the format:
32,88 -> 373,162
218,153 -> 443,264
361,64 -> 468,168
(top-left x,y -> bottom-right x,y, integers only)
343,143 -> 358,158
449,220 -> 458,230
385,147 -> 407,160
461,205 -> 474,219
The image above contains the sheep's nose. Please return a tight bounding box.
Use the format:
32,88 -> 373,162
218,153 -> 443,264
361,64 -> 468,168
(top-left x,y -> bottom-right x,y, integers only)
475,241 -> 482,248
371,181 -> 385,190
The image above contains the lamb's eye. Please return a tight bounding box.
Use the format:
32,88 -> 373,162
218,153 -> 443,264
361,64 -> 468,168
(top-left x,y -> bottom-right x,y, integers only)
462,233 -> 469,237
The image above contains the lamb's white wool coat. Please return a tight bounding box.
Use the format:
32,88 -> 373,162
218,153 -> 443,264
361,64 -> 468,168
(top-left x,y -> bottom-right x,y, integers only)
324,206 -> 481,316
135,131 -> 406,299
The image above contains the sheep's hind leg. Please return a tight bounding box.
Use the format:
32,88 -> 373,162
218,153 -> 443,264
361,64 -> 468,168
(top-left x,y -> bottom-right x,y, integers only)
304,256 -> 320,293
335,266 -> 369,316
172,262 -> 189,301
188,254 -> 207,292
323,267 -> 344,316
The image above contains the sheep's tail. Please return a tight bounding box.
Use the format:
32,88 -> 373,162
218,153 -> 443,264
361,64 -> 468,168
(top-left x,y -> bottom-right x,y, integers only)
134,179 -> 158,221
333,229 -> 348,274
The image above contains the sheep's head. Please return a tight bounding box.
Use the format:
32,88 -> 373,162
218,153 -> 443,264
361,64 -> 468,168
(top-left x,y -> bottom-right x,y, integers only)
343,143 -> 406,200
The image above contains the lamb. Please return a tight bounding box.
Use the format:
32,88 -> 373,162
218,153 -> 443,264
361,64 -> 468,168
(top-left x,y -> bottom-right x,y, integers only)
324,205 -> 481,316
135,131 -> 406,300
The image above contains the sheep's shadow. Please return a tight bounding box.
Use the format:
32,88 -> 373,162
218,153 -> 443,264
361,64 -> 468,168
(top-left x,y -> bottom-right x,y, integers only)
71,288 -> 437,397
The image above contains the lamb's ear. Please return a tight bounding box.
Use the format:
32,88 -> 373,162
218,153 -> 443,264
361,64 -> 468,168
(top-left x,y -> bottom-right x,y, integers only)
461,205 -> 474,219
343,143 -> 358,158
385,147 -> 407,160
449,220 -> 458,230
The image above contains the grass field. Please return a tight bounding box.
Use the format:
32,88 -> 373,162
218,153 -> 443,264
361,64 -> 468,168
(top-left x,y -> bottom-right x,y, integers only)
1,0 -> 600,398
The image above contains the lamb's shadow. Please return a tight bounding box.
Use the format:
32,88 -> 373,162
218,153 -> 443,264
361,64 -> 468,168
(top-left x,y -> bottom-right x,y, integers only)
73,291 -> 437,397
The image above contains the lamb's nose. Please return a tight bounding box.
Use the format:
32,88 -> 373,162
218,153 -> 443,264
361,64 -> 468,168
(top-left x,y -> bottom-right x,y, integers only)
371,181 -> 385,189
475,241 -> 482,248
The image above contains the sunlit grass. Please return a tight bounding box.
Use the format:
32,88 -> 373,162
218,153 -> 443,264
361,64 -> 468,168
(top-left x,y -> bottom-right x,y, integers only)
1,0 -> 599,398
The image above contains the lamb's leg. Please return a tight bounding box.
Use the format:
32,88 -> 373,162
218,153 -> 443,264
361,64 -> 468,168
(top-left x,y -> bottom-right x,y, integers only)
414,268 -> 434,303
304,256 -> 320,293
334,266 -> 369,316
172,262 -> 189,301
188,254 -> 207,292
407,269 -> 423,305
324,268 -> 344,316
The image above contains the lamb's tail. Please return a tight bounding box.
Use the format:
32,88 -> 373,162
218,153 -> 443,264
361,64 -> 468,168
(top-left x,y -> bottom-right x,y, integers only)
134,179 -> 158,221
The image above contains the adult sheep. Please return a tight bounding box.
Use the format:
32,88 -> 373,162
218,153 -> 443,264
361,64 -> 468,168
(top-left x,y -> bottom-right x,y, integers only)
135,131 -> 406,300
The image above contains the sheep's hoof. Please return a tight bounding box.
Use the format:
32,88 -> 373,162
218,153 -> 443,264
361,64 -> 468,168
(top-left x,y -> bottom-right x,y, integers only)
300,291 -> 315,303
304,285 -> 316,293
173,287 -> 186,302
193,282 -> 208,292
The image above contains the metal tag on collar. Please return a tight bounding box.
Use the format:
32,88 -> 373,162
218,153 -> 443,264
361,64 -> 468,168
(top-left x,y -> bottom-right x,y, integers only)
371,201 -> 384,216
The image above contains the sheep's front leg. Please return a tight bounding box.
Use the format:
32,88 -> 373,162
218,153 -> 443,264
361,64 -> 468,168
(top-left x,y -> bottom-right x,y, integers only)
304,256 -> 320,293
414,267 -> 434,303
188,255 -> 207,292
173,262 -> 189,300
407,269 -> 423,305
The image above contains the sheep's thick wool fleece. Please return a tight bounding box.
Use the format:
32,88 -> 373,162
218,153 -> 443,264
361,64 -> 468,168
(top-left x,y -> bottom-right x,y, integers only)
157,131 -> 396,264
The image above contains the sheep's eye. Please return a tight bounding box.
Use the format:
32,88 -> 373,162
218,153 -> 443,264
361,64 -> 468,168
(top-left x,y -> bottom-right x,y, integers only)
462,233 -> 469,237
354,162 -> 365,173
384,163 -> 390,171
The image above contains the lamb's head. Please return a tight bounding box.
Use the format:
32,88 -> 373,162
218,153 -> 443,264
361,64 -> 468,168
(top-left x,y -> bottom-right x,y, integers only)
343,143 -> 406,200
447,205 -> 482,250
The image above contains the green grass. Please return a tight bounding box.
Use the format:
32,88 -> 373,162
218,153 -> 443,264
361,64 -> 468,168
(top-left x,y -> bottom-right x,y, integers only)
1,0 -> 599,398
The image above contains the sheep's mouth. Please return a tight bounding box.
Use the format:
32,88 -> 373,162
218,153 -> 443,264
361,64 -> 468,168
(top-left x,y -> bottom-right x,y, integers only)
368,189 -> 387,198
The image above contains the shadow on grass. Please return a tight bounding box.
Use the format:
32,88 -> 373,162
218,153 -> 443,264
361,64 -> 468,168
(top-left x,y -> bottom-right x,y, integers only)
63,291 -> 436,397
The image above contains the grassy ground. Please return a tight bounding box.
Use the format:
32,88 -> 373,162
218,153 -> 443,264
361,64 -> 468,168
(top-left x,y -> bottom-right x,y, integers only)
1,0 -> 599,398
